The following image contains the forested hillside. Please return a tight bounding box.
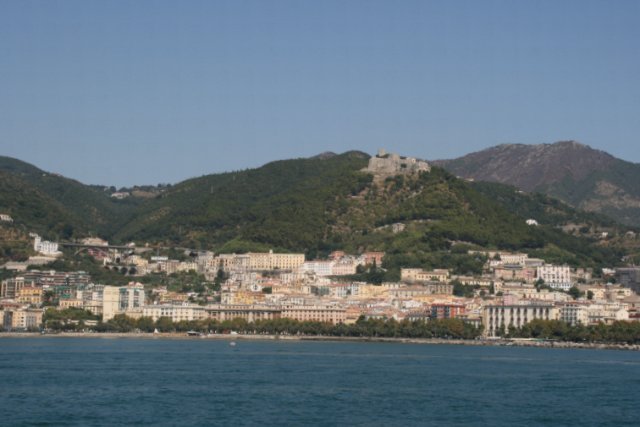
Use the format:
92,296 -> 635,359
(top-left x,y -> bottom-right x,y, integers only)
1,151 -> 635,272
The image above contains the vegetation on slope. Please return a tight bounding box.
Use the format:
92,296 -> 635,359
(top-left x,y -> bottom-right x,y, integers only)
1,152 -> 634,273
0,156 -> 139,239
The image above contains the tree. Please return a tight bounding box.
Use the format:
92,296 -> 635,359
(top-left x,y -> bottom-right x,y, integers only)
155,316 -> 174,332
587,290 -> 594,300
568,286 -> 582,300
137,316 -> 155,332
108,314 -> 136,332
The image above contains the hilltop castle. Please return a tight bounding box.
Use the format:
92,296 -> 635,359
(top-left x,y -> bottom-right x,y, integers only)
363,149 -> 430,180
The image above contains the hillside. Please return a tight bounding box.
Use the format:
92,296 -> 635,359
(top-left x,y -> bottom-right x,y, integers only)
0,156 -> 138,239
113,151 -> 373,251
1,151 -> 634,271
433,141 -> 640,226
113,152 -> 627,271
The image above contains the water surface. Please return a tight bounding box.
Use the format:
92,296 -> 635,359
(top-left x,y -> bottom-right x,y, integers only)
1,338 -> 638,426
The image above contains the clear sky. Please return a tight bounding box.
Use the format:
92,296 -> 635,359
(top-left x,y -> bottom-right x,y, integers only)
1,0 -> 639,187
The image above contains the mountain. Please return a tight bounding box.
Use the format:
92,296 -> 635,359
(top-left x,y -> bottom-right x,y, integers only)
113,151 -> 628,270
1,151 -> 634,271
0,156 -> 138,239
433,141 -> 640,226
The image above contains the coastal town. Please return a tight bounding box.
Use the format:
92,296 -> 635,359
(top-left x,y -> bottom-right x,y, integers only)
2,229 -> 640,339
2,150 -> 640,341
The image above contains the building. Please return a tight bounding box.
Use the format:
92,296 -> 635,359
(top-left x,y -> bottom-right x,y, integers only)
537,265 -> 572,291
483,303 -> 558,337
616,268 -> 640,294
389,283 -> 453,298
281,305 -> 346,325
499,253 -> 529,266
93,284 -> 146,321
33,235 -> 60,256
300,261 -> 334,276
1,277 -> 27,299
363,149 -> 431,181
329,283 -> 360,298
331,259 -> 358,276
59,299 -> 84,309
143,304 -> 208,322
362,252 -> 385,266
586,303 -> 629,325
559,304 -> 589,326
0,214 -> 13,222
16,286 -> 43,306
205,304 -> 281,323
102,286 -> 120,321
493,266 -> 536,282
430,303 -> 465,319
400,269 -> 450,283
119,283 -> 145,311
2,308 -> 43,330
22,270 -> 90,288
247,251 -> 305,271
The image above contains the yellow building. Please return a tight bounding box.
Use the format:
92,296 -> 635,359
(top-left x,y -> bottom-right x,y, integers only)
400,268 -> 450,283
248,250 -> 305,270
2,308 -> 43,330
102,286 -> 120,321
233,291 -> 266,305
59,298 -> 84,309
17,286 -> 43,305
281,305 -> 346,325
358,285 -> 389,298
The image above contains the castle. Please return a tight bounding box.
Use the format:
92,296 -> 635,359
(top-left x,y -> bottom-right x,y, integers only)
363,149 -> 430,180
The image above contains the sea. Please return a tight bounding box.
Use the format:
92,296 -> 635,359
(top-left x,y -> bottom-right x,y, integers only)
0,338 -> 639,426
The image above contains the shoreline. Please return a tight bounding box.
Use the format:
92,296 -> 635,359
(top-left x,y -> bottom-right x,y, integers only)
1,332 -> 638,351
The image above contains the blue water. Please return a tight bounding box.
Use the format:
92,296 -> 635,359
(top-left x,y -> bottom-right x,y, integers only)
0,338 -> 639,426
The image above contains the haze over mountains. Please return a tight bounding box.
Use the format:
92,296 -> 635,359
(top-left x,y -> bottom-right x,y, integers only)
434,141 -> 640,227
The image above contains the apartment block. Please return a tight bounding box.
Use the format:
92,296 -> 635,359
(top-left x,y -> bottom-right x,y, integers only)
483,303 -> 558,337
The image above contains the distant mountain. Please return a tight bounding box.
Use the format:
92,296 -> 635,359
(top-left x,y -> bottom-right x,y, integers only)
434,141 -> 640,226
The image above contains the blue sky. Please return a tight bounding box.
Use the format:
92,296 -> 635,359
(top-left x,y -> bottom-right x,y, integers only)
1,0 -> 639,187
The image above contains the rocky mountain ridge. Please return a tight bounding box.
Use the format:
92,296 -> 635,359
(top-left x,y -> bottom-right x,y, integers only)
434,141 -> 640,226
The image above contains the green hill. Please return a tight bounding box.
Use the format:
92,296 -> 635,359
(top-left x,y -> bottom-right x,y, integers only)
113,151 -> 373,251
1,152 -> 634,272
113,152 -> 628,271
0,156 -> 138,239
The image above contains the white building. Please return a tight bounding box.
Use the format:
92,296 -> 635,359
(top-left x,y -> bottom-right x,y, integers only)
142,304 -> 207,322
119,283 -> 146,311
483,303 -> 558,337
0,214 -> 13,222
300,261 -> 335,277
537,265 -> 572,291
500,253 -> 529,266
90,284 -> 146,321
33,235 -> 60,256
559,304 -> 589,326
